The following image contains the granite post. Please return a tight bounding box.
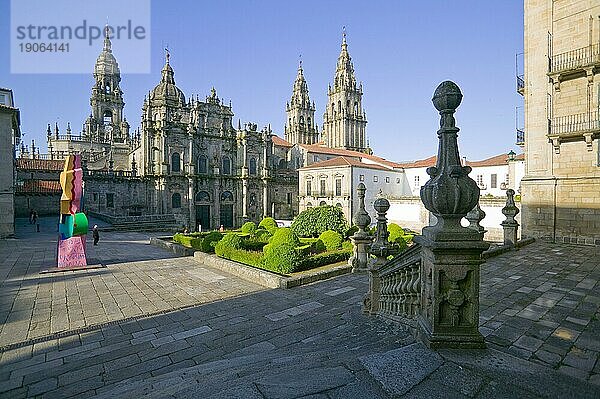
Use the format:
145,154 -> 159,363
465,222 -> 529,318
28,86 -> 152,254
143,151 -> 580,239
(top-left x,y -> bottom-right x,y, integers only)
501,189 -> 519,246
466,204 -> 486,240
363,197 -> 396,314
349,183 -> 372,274
416,81 -> 489,349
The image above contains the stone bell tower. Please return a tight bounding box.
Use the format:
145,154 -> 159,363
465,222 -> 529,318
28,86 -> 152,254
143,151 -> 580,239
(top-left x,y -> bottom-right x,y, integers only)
322,28 -> 367,152
85,25 -> 129,144
284,60 -> 319,145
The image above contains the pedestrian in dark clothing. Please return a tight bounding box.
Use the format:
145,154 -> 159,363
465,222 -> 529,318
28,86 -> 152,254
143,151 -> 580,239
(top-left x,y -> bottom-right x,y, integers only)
32,211 -> 38,225
93,225 -> 100,245
29,209 -> 34,224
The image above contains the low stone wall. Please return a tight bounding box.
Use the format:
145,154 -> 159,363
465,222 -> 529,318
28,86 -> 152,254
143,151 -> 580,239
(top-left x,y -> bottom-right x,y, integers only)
193,252 -> 351,289
388,196 -> 522,242
149,237 -> 195,257
14,193 -> 60,217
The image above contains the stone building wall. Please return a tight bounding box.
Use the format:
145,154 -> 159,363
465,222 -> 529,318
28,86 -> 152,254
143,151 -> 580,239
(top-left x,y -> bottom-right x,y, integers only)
521,0 -> 600,245
0,97 -> 20,238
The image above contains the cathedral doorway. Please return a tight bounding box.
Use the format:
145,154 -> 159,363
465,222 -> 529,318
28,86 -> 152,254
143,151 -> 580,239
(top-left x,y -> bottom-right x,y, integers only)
220,205 -> 233,228
196,205 -> 210,231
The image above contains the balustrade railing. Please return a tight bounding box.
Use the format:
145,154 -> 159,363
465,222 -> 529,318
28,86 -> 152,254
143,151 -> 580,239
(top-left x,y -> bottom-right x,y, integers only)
377,243 -> 421,319
550,43 -> 600,73
551,110 -> 600,135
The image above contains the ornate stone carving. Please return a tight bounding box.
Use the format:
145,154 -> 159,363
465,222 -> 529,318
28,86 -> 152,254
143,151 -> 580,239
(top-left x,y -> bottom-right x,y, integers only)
349,183 -> 372,274
501,189 -> 520,246
415,81 -> 489,349
466,204 -> 486,240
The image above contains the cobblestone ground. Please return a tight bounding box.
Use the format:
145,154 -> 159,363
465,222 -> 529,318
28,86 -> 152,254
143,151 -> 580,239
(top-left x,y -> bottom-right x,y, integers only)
479,242 -> 600,384
0,220 -> 598,397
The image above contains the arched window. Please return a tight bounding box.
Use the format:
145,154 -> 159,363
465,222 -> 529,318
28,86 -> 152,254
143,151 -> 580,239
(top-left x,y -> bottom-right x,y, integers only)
319,201 -> 327,206
249,193 -> 257,207
222,117 -> 229,129
221,191 -> 234,201
354,102 -> 359,115
336,203 -> 343,208
171,152 -> 181,173
338,101 -> 341,113
195,191 -> 210,202
278,159 -> 286,170
172,193 -> 181,208
307,117 -> 311,126
222,157 -> 231,175
299,116 -> 304,124
197,155 -> 208,174
103,110 -> 113,126
249,157 -> 257,175
306,202 -> 313,208
346,100 -> 350,110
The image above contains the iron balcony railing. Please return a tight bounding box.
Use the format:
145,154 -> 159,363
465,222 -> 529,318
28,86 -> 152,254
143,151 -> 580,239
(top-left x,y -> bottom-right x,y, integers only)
551,110 -> 600,135
516,129 -> 525,146
550,43 -> 600,74
516,75 -> 524,94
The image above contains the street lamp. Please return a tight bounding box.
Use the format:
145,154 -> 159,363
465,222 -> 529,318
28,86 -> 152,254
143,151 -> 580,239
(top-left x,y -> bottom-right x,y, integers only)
507,150 -> 516,161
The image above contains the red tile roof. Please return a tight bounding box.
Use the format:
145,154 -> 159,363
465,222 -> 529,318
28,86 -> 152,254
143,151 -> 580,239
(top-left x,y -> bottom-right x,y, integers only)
397,153 -> 524,169
298,144 -> 403,168
300,156 -> 390,171
16,180 -> 62,194
15,158 -> 64,171
271,135 -> 293,147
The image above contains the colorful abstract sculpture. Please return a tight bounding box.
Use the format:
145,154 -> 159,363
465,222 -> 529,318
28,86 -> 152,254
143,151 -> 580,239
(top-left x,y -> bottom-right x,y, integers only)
57,154 -> 88,267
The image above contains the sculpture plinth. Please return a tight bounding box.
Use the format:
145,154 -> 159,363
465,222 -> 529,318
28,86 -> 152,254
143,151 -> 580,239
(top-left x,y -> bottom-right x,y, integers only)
416,81 -> 489,349
57,154 -> 89,268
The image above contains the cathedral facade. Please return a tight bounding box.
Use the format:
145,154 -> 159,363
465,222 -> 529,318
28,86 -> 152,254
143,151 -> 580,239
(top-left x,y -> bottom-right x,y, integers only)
36,28 -> 376,231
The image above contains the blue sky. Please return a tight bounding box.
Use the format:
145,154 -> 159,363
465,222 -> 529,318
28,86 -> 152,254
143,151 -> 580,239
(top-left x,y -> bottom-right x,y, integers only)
1,0 -> 523,162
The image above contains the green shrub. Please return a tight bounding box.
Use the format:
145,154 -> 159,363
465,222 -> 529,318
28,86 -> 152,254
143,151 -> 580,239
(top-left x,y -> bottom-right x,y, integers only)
262,242 -> 302,274
291,205 -> 349,238
215,233 -> 242,257
268,227 -> 300,247
259,217 -> 278,234
241,238 -> 267,252
254,228 -> 272,241
318,230 -> 343,251
173,233 -> 204,250
402,234 -> 414,245
299,237 -> 326,253
342,240 -> 353,250
295,249 -> 353,272
387,223 -> 404,243
241,221 -> 257,235
345,225 -> 359,238
200,231 -> 223,253
294,244 -> 312,257
220,248 -> 263,267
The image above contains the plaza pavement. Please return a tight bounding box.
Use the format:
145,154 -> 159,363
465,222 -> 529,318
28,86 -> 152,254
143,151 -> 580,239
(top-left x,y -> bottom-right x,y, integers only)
0,217 -> 598,397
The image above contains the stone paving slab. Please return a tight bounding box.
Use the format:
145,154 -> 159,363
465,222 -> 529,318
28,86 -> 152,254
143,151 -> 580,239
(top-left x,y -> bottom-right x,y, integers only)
1,223 -> 600,397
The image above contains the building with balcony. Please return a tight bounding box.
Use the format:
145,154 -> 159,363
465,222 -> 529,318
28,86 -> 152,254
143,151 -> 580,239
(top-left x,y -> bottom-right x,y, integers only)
521,0 -> 600,244
0,88 -> 21,238
298,156 -> 406,223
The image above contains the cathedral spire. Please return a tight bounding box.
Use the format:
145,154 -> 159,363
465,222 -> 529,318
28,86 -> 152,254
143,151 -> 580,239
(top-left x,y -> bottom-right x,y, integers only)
285,58 -> 317,145
103,25 -> 112,53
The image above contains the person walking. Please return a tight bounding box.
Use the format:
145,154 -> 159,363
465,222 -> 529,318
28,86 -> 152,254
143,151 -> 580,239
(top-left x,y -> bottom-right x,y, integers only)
32,210 -> 38,225
93,225 -> 100,246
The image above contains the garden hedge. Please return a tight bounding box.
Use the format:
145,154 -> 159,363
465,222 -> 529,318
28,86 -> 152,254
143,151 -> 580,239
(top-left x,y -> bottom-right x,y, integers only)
291,205 -> 349,238
318,230 -> 343,251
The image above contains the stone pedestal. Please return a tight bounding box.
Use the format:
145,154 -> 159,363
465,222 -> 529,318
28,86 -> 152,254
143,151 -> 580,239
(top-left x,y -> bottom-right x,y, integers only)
416,234 -> 488,349
349,235 -> 372,273
363,257 -> 383,314
501,189 -> 520,247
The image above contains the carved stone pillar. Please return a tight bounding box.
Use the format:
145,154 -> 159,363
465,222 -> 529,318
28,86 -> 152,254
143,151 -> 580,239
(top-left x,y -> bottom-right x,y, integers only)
501,189 -> 519,246
416,81 -> 489,349
349,183 -> 372,274
466,204 -> 486,240
363,197 -> 395,314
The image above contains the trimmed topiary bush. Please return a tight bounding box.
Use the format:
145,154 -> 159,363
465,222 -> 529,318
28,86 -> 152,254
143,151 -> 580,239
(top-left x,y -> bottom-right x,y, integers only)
215,233 -> 242,257
259,217 -> 278,234
254,228 -> 272,241
241,221 -> 257,235
291,205 -> 349,238
261,228 -> 302,274
295,248 -> 353,272
200,231 -> 223,253
318,230 -> 343,251
387,223 -> 405,243
345,225 -> 359,238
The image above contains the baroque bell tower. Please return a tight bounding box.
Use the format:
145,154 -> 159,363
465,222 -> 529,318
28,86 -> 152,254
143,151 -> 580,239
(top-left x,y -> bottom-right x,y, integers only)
322,29 -> 367,152
284,60 -> 319,145
85,26 -> 129,143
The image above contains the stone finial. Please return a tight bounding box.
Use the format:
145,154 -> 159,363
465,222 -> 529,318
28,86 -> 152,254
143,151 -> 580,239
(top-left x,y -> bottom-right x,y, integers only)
466,204 -> 486,240
501,189 -> 519,224
420,81 -> 480,241
353,183 -> 370,237
501,189 -> 520,246
370,198 -> 392,257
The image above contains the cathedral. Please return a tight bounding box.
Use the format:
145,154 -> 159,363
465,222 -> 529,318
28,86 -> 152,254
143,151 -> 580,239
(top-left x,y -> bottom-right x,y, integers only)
40,28 -> 371,230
